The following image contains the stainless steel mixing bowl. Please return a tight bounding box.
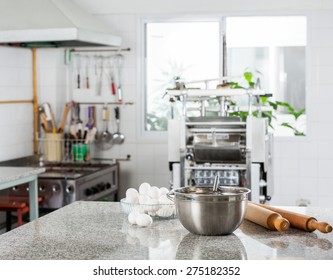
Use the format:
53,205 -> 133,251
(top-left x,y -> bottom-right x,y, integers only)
169,186 -> 251,236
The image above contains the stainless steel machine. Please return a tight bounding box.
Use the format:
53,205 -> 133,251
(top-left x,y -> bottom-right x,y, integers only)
167,86 -> 273,203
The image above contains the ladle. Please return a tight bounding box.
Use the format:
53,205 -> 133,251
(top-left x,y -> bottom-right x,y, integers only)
95,105 -> 113,150
112,106 -> 125,144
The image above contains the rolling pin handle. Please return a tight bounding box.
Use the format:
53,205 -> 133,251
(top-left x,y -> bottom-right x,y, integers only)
307,219 -> 333,233
273,216 -> 290,232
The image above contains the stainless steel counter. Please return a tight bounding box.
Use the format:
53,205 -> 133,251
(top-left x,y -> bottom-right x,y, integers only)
0,201 -> 332,260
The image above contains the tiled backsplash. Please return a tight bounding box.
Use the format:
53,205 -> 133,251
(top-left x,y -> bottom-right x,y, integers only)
0,47 -> 33,160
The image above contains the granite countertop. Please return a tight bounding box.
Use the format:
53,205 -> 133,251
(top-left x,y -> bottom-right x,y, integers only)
0,166 -> 45,185
0,201 -> 332,260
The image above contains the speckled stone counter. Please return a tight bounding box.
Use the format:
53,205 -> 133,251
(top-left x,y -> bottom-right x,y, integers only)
0,201 -> 332,260
0,167 -> 45,185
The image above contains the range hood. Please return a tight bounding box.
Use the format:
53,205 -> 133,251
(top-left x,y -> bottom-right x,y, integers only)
0,0 -> 122,48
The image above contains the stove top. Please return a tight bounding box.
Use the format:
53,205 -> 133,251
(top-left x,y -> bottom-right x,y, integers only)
0,155 -> 119,209
39,162 -> 115,180
0,156 -> 117,180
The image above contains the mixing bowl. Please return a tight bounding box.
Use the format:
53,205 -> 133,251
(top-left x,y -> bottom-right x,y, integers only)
168,186 -> 250,235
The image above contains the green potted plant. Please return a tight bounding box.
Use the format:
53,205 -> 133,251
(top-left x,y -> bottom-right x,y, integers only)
229,71 -> 306,136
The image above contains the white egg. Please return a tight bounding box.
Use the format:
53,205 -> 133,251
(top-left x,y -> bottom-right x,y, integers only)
148,186 -> 160,199
159,187 -> 169,197
135,213 -> 153,227
138,194 -> 149,204
128,211 -> 139,225
144,198 -> 160,212
126,188 -> 138,197
126,193 -> 139,204
139,182 -> 151,195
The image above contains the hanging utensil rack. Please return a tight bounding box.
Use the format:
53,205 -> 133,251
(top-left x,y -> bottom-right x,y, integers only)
1,48 -> 132,155
69,47 -> 131,53
69,47 -> 132,105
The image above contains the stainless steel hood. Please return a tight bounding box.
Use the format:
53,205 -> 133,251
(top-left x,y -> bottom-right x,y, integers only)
0,0 -> 122,47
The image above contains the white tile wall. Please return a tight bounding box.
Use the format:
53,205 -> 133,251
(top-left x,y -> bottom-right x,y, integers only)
2,2 -> 333,206
0,47 -> 33,160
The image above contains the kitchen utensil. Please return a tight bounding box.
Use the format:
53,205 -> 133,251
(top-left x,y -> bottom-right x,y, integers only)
107,56 -> 117,96
69,102 -> 78,139
95,56 -> 103,96
86,106 -> 94,130
168,186 -> 250,235
69,124 -> 77,139
113,53 -> 124,103
85,127 -> 97,144
250,202 -> 332,233
43,103 -> 57,133
72,102 -> 83,139
75,54 -> 81,89
92,106 -> 97,128
40,112 -> 51,133
84,55 -> 90,89
95,105 -> 113,150
212,175 -> 219,192
57,102 -> 71,133
245,202 -> 290,232
112,106 -> 125,144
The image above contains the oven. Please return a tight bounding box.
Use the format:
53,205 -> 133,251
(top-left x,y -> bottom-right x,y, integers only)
0,158 -> 119,210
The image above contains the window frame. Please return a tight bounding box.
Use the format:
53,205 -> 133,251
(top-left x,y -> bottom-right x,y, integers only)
138,13 -> 309,141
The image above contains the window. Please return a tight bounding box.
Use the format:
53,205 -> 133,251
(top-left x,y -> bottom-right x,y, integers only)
143,16 -> 307,136
144,21 -> 220,131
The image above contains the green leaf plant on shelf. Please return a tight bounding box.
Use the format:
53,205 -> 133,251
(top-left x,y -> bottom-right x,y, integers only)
229,71 -> 306,136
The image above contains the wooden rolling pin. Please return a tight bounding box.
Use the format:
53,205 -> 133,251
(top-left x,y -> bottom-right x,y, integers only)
251,202 -> 332,234
245,202 -> 290,232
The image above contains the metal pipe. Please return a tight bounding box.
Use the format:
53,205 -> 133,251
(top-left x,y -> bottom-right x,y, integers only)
32,48 -> 39,155
77,101 -> 134,105
0,100 -> 33,104
70,47 -> 131,53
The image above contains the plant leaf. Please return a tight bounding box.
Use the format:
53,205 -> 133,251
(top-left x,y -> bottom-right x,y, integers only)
295,132 -> 306,136
248,81 -> 255,88
260,96 -> 268,104
294,108 -> 306,120
262,111 -> 277,120
230,81 -> 244,89
243,72 -> 253,83
276,101 -> 294,114
281,122 -> 295,130
268,101 -> 278,110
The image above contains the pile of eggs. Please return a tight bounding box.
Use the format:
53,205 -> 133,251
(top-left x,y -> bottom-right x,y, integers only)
124,182 -> 175,227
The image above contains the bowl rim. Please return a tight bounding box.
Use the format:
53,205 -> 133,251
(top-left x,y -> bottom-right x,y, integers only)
169,186 -> 251,202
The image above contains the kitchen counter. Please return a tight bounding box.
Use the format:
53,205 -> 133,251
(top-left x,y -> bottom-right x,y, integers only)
0,201 -> 332,260
0,166 -> 45,221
